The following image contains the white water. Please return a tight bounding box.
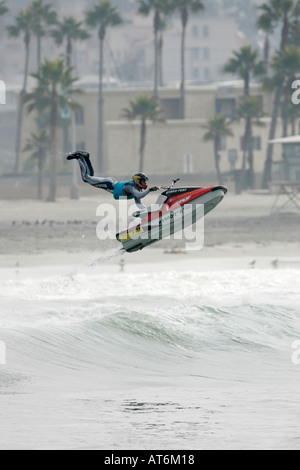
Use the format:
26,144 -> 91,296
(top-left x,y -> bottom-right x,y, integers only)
0,264 -> 300,449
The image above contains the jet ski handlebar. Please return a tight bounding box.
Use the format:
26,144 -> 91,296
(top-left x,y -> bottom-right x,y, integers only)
159,178 -> 181,190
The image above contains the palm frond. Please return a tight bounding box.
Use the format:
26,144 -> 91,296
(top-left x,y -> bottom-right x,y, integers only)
0,1 -> 8,16
85,0 -> 123,29
202,115 -> 233,142
122,95 -> 165,123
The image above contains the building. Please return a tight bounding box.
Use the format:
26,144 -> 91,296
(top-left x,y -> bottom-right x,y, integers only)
269,135 -> 300,182
1,5 -> 245,87
12,81 -> 284,192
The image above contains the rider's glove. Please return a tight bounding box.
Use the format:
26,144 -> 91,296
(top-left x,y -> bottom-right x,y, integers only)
149,186 -> 159,192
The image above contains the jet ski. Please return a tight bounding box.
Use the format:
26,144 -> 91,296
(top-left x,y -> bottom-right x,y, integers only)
116,179 -> 227,253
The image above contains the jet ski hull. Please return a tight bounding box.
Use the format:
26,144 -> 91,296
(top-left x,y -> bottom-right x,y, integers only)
116,186 -> 227,253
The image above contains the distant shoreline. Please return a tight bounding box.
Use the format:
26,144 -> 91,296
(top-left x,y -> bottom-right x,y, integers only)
1,193 -> 299,264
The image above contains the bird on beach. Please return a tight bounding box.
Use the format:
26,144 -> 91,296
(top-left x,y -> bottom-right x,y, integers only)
249,260 -> 256,269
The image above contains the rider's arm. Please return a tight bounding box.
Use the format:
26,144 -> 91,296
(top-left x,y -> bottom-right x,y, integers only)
124,184 -> 151,211
134,199 -> 147,211
124,184 -> 150,199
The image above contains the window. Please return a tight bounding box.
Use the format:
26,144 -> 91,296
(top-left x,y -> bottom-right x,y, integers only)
204,67 -> 210,81
295,144 -> 300,157
75,108 -> 85,125
203,25 -> 209,37
204,47 -> 210,60
192,48 -> 199,60
193,67 -> 199,79
216,98 -> 236,118
192,25 -> 198,38
160,98 -> 180,119
240,136 -> 261,151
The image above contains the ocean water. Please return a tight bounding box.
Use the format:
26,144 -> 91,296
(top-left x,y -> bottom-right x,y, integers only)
0,260 -> 300,450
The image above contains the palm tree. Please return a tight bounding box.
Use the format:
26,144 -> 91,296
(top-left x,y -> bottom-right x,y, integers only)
223,46 -> 265,97
258,0 -> 295,53
257,0 -> 298,187
137,0 -> 171,99
223,46 -> 265,190
0,1 -> 8,17
51,17 -> 89,166
289,11 -> 300,47
31,0 -> 57,67
7,7 -> 37,172
157,16 -> 168,87
267,46 -> 300,137
24,58 -> 82,202
257,5 -> 273,75
51,17 -> 89,68
122,95 -> 165,172
170,0 -> 205,119
202,115 -> 233,185
235,97 -> 265,192
0,1 -> 8,40
23,129 -> 50,200
86,0 -> 122,173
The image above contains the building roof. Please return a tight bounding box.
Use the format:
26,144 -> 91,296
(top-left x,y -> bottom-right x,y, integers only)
269,135 -> 300,144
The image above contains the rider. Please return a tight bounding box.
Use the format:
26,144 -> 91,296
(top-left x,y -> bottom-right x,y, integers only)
67,151 -> 159,211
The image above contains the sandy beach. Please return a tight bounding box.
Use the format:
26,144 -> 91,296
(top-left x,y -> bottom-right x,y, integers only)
0,191 -> 299,271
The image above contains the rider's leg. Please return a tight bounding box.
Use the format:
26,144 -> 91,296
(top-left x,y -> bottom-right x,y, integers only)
67,151 -> 116,193
77,157 -> 116,193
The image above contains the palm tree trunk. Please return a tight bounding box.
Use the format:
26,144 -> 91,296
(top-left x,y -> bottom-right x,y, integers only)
240,118 -> 251,193
36,35 -> 44,138
180,15 -> 187,119
139,118 -> 146,172
48,92 -> 58,202
262,86 -> 282,188
262,13 -> 289,188
264,35 -> 270,76
247,118 -> 255,189
282,87 -> 289,138
214,137 -> 223,185
153,10 -> 159,100
280,14 -> 289,52
66,37 -> 72,68
15,34 -> 30,173
37,154 -> 43,200
37,35 -> 41,66
98,34 -> 104,173
158,30 -> 163,87
63,39 -> 72,156
244,72 -> 250,98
